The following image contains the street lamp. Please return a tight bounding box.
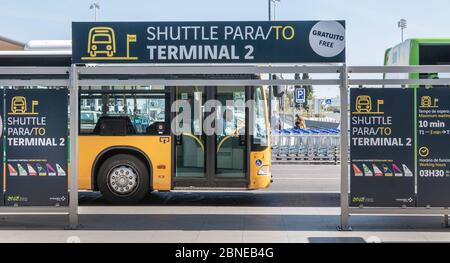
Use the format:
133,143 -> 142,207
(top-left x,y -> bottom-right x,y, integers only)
268,0 -> 281,21
398,18 -> 407,42
90,2 -> 100,21
268,0 -> 281,129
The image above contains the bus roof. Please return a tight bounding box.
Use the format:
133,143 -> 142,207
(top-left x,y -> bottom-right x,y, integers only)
385,38 -> 450,66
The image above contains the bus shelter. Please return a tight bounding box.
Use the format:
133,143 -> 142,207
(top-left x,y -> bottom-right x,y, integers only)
2,64 -> 450,230
6,20 -> 450,230
0,64 -> 345,229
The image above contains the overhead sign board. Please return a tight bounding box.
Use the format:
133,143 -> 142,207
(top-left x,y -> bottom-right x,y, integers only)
295,88 -> 306,103
350,88 -> 415,207
72,21 -> 346,64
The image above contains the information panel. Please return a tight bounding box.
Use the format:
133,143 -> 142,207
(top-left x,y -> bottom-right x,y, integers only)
72,21 -> 346,64
350,88 -> 415,207
417,88 -> 450,207
5,89 -> 68,206
0,89 -> 3,206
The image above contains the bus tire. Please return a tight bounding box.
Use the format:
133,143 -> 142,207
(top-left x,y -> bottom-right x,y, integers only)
97,154 -> 149,204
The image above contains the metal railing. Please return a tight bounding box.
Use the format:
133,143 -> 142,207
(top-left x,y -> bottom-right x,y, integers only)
2,64 -> 450,230
271,129 -> 340,164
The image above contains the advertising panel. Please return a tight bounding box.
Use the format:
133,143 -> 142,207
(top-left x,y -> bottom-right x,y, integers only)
0,89 -> 3,206
72,21 -> 346,64
416,88 -> 450,207
350,88 -> 415,207
5,89 -> 68,206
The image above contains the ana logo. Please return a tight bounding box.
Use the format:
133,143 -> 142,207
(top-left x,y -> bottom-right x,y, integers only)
82,26 -> 138,61
50,196 -> 67,202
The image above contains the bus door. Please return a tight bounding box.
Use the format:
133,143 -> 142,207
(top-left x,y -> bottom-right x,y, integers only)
214,86 -> 248,187
173,86 -> 249,188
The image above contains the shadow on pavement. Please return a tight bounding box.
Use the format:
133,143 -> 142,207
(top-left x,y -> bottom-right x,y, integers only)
308,237 -> 366,243
79,191 -> 340,207
0,214 -> 449,232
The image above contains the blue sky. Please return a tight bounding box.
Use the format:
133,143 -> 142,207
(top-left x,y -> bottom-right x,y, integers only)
2,0 -> 450,66
1,0 -> 450,97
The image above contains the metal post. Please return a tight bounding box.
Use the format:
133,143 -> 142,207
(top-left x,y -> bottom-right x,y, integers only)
445,208 -> 449,228
445,214 -> 449,228
69,65 -> 79,229
269,76 -> 273,130
268,0 -> 272,130
338,64 -> 351,231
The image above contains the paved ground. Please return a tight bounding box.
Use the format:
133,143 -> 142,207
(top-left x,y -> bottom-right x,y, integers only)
0,164 -> 449,243
268,165 -> 339,192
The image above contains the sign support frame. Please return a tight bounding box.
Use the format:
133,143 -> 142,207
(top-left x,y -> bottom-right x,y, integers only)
0,66 -> 77,229
2,64 -> 450,230
339,65 -> 450,230
338,64 -> 351,231
69,65 -> 79,229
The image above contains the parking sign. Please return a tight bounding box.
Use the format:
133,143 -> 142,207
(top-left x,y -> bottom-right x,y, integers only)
295,88 -> 306,103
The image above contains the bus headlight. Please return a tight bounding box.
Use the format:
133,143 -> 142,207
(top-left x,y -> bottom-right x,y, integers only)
258,165 -> 270,176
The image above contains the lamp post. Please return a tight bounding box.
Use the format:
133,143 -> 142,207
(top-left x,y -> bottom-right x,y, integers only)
90,2 -> 100,21
268,0 -> 281,129
398,18 -> 407,42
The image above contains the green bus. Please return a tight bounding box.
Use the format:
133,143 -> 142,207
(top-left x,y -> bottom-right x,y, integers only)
384,38 -> 450,79
384,39 -> 450,178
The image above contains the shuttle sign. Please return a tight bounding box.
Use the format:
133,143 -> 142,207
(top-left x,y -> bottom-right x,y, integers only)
5,89 -> 69,207
350,88 -> 415,207
72,21 -> 346,64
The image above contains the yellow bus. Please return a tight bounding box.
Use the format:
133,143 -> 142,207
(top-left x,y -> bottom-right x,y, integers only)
78,79 -> 272,203
0,53 -> 272,204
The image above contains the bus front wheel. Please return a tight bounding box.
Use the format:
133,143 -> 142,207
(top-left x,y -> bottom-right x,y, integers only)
97,154 -> 149,204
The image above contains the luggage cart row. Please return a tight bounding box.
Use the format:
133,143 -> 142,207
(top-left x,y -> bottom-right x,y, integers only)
271,128 -> 341,164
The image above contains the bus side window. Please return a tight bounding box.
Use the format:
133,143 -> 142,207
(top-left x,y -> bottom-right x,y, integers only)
80,92 -> 168,135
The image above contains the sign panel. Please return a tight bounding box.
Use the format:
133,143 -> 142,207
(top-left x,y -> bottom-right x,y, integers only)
417,88 -> 450,207
72,21 -> 346,64
0,90 -> 3,206
5,89 -> 68,206
294,88 -> 306,103
350,88 -> 415,207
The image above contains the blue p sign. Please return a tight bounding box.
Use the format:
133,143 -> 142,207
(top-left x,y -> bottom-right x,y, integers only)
295,88 -> 306,103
